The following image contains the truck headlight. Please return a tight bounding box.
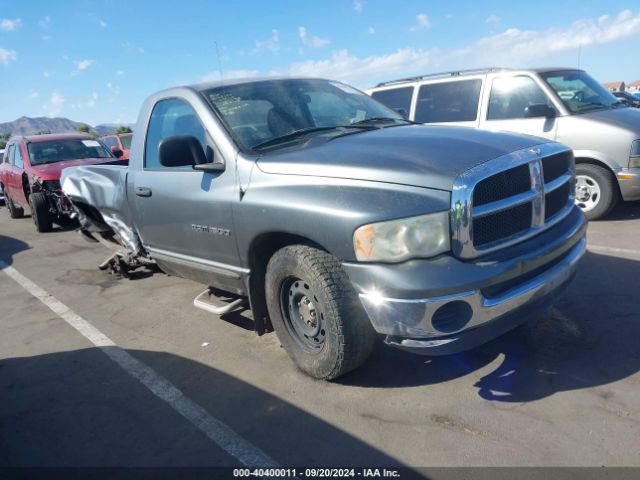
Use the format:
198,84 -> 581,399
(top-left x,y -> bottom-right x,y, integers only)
630,140 -> 640,168
353,211 -> 450,262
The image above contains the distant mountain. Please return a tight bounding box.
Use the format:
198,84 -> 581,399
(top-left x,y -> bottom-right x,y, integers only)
94,123 -> 135,136
0,116 -> 134,137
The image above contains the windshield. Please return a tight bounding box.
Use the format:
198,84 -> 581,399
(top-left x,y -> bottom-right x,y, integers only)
120,134 -> 132,149
540,70 -> 620,114
203,79 -> 404,151
27,139 -> 112,165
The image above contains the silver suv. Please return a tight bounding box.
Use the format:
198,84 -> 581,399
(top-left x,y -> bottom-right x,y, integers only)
367,68 -> 640,219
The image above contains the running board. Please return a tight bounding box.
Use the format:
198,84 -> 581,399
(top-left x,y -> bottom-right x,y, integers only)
193,289 -> 247,316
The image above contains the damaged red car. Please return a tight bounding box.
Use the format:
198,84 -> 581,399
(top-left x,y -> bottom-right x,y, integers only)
0,133 -> 125,232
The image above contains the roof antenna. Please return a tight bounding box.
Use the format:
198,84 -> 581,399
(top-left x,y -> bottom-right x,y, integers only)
214,41 -> 224,84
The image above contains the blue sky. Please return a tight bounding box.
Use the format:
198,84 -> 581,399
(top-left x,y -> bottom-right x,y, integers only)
1,0 -> 639,126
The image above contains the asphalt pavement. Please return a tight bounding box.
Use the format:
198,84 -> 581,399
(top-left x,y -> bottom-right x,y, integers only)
1,201 -> 639,470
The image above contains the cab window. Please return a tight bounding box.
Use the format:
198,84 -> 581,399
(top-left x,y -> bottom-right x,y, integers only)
7,144 -> 15,165
370,87 -> 413,117
14,145 -> 24,168
414,80 -> 482,123
487,76 -> 553,120
145,98 -> 207,169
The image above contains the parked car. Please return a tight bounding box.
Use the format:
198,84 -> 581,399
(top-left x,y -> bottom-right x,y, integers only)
0,148 -> 4,203
613,91 -> 640,108
101,133 -> 133,160
367,68 -> 640,220
0,133 -> 125,232
61,77 -> 586,380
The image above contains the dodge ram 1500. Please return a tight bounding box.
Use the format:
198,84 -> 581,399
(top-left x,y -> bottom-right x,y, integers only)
61,77 -> 587,380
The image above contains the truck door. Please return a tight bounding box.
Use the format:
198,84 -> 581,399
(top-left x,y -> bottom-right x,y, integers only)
480,75 -> 558,141
132,97 -> 242,289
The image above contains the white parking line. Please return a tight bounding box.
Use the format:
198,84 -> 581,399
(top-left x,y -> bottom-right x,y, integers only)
0,261 -> 277,468
588,245 -> 640,257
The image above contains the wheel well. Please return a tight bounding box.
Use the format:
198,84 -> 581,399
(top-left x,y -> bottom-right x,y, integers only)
574,157 -> 621,195
247,233 -> 326,335
21,172 -> 31,199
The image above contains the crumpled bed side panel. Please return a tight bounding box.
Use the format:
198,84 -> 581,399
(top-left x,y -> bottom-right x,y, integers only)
60,165 -> 140,252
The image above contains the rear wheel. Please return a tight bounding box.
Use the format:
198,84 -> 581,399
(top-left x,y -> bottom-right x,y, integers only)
29,192 -> 53,232
575,163 -> 618,220
265,245 -> 376,380
6,192 -> 24,219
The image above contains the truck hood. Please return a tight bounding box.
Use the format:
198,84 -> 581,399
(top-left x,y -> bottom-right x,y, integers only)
576,106 -> 640,134
30,157 -> 124,181
256,125 -> 548,191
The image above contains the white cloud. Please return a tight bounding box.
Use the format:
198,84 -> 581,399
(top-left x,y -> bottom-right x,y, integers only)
199,69 -> 260,83
254,29 -> 280,53
265,9 -> 640,88
116,70 -> 125,76
445,14 -> 454,20
99,19 -> 107,28
86,91 -> 98,108
451,9 -> 640,65
368,26 -> 376,35
409,13 -> 431,32
42,90 -> 65,116
121,41 -> 145,54
72,59 -> 94,75
38,16 -> 51,28
353,0 -> 363,13
486,14 -> 501,24
42,35 -> 52,41
274,47 -> 437,84
298,26 -> 330,48
71,91 -> 99,110
1,18 -> 22,31
28,90 -> 39,99
0,47 -> 17,65
43,71 -> 50,77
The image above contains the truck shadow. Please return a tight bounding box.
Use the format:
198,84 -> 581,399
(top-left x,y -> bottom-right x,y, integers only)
0,234 -> 30,267
340,251 -> 640,402
599,200 -> 640,222
0,348 -> 407,469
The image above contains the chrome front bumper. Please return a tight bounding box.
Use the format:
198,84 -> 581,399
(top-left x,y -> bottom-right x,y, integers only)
358,236 -> 585,355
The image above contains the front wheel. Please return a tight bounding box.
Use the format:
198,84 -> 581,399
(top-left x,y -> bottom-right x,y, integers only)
265,245 -> 376,380
574,164 -> 618,220
29,192 -> 53,232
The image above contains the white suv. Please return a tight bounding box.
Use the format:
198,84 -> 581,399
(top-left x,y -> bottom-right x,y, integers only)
366,68 -> 640,219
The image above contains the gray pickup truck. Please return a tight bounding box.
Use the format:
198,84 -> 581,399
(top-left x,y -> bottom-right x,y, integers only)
61,78 -> 587,380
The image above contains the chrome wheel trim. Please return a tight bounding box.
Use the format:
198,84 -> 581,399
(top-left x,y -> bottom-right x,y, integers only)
575,174 -> 601,212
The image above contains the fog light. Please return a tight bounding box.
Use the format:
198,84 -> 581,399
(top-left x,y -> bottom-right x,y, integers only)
431,301 -> 473,333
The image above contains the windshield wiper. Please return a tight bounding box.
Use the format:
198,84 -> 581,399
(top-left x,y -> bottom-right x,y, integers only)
349,117 -> 418,126
252,125 -> 371,150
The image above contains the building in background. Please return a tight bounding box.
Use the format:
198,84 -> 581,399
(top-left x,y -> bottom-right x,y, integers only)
602,81 -> 626,92
627,81 -> 640,94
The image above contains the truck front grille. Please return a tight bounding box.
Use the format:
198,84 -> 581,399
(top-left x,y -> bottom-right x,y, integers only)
451,145 -> 576,259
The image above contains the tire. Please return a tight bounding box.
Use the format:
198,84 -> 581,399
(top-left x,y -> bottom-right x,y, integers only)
29,192 -> 53,232
5,192 -> 24,219
265,245 -> 376,380
574,163 -> 619,220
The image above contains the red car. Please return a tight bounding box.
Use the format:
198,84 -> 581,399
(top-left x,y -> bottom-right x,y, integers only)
0,133 -> 124,232
100,133 -> 132,160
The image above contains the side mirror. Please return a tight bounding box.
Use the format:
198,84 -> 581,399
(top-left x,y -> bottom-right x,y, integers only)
158,135 -> 207,168
524,104 -> 556,119
112,148 -> 124,158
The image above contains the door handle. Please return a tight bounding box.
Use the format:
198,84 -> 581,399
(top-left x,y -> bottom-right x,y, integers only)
135,186 -> 152,197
